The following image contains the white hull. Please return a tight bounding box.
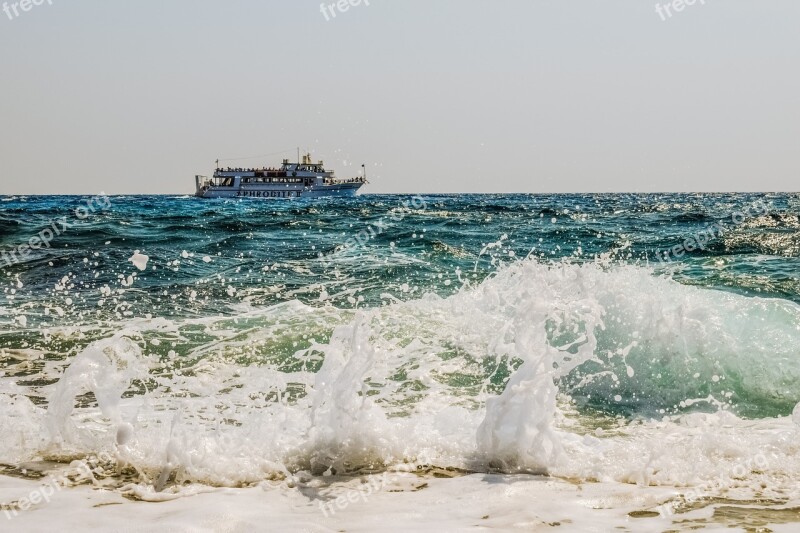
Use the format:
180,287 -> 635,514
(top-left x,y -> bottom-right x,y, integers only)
197,183 -> 362,199
194,154 -> 367,200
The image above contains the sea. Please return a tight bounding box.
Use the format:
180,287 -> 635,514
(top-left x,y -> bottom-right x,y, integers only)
1,193 -> 799,531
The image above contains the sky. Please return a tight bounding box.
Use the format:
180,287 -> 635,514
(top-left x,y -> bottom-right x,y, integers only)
0,0 -> 798,195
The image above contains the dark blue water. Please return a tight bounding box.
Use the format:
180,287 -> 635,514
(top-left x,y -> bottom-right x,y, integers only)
1,194 -> 798,315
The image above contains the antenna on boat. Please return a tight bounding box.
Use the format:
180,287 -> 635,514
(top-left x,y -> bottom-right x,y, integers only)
297,147 -> 300,165
362,163 -> 367,182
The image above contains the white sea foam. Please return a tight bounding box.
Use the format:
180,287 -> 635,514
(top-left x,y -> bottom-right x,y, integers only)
128,251 -> 150,272
1,260 -> 799,505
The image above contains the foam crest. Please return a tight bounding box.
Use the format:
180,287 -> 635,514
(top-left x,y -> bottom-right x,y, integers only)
44,336 -> 148,455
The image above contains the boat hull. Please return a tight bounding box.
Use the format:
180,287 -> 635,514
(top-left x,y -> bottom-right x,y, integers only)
196,183 -> 364,199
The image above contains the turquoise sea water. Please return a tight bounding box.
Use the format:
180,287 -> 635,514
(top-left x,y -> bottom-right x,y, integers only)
1,193 -> 799,488
3,194 -> 799,309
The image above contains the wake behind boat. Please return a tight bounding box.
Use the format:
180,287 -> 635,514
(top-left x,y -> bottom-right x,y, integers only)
195,152 -> 367,199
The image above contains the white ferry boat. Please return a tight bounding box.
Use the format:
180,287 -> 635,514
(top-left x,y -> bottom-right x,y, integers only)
195,153 -> 367,199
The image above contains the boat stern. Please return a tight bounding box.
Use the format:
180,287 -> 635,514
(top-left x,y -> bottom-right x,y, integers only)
195,175 -> 211,198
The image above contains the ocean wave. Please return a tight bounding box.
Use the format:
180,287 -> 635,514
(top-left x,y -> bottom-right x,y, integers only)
2,260 -> 799,497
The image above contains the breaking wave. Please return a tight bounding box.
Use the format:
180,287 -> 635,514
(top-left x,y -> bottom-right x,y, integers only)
2,260 -> 799,499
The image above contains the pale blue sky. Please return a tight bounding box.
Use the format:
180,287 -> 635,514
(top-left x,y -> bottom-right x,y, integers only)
0,0 -> 798,194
